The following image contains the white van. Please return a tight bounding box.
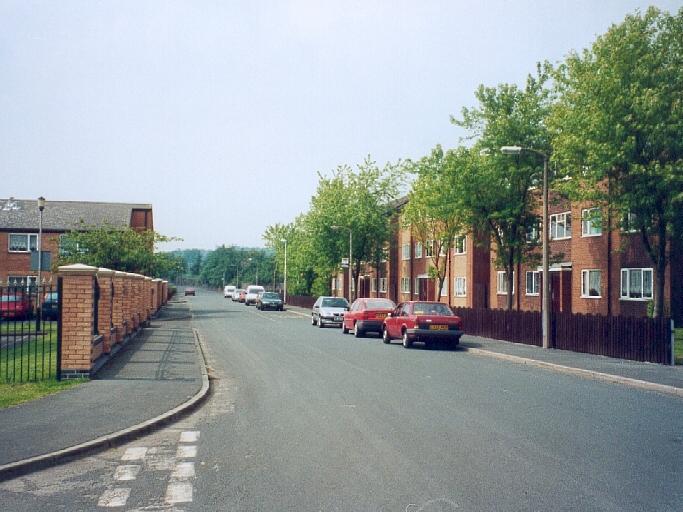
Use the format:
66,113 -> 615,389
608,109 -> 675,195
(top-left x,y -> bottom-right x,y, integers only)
224,285 -> 236,298
244,285 -> 265,306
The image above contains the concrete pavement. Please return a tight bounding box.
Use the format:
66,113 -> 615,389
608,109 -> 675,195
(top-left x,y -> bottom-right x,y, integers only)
0,300 -> 209,480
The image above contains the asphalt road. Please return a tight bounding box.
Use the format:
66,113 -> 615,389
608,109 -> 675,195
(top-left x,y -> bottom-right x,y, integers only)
1,288 -> 681,511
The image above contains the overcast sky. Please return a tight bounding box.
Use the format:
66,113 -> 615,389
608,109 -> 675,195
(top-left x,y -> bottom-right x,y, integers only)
2,1 -> 680,250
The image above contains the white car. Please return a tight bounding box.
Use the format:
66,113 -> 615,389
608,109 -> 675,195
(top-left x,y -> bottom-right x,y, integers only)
244,285 -> 265,306
311,296 -> 349,327
224,285 -> 236,298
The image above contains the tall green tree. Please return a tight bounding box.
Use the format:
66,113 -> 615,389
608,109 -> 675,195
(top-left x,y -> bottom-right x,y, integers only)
452,67 -> 552,309
550,7 -> 683,317
403,146 -> 469,298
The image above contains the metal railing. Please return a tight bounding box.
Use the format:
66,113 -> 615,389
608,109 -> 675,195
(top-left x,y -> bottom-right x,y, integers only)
0,282 -> 60,383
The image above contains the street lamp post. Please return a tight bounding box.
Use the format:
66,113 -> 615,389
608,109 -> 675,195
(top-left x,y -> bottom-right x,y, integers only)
280,239 -> 288,304
331,226 -> 353,303
500,146 -> 550,349
36,196 -> 45,331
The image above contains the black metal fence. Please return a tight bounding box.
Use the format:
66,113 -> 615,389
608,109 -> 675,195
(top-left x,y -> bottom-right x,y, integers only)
452,307 -> 672,364
0,282 -> 60,383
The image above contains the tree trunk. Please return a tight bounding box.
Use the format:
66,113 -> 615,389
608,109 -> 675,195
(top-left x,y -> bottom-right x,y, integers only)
654,216 -> 667,318
506,251 -> 514,311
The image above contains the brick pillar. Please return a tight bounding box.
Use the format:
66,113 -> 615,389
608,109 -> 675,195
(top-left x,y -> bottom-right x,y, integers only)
162,281 -> 168,304
144,277 -> 153,321
132,273 -> 144,329
125,273 -> 139,330
122,274 -> 133,334
112,271 -> 126,342
58,263 -> 98,378
97,268 -> 114,353
153,279 -> 162,311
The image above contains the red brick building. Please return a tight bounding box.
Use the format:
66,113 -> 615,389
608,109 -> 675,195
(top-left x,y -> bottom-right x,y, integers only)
332,196 -> 681,321
0,198 -> 153,286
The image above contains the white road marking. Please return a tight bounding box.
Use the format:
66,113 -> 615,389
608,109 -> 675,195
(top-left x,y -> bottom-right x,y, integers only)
113,465 -> 141,481
176,445 -> 197,458
171,461 -> 196,479
97,487 -> 131,507
179,430 -> 200,443
121,447 -> 148,461
165,482 -> 193,504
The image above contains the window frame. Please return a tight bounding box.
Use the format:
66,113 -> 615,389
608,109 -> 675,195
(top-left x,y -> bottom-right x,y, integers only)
378,277 -> 387,293
8,233 -> 38,253
401,244 -> 410,261
414,241 -> 423,259
620,268 -> 653,301
453,235 -> 466,255
549,211 -> 572,240
580,269 -> 602,298
400,277 -> 410,293
525,271 -> 540,296
496,271 -> 515,295
581,208 -> 602,237
454,276 -> 466,297
424,240 -> 434,257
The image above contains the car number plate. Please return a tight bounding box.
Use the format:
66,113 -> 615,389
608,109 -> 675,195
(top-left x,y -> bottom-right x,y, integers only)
376,313 -> 387,319
429,324 -> 448,331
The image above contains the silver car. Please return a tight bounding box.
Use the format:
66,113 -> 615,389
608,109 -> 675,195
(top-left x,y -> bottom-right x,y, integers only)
311,296 -> 349,328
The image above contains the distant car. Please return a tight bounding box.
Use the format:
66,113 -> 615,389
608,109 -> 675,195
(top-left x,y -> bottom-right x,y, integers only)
237,289 -> 246,303
244,285 -> 265,306
0,292 -> 33,320
224,285 -> 236,298
184,287 -> 196,296
256,292 -> 284,311
41,292 -> 59,321
311,296 -> 349,328
382,301 -> 463,349
342,298 -> 395,337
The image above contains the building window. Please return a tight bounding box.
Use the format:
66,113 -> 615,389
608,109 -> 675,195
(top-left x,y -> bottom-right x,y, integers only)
9,233 -> 38,252
378,278 -> 387,293
454,277 -> 466,297
424,241 -> 434,257
414,277 -> 420,295
526,222 -> 540,244
550,212 -> 572,240
525,271 -> 540,296
400,277 -> 410,293
453,235 -> 466,255
581,208 -> 602,237
414,242 -> 422,259
620,268 -> 653,300
370,278 -> 377,292
496,271 -> 514,295
581,269 -> 601,298
401,244 -> 410,260
440,280 -> 448,296
331,278 -> 337,291
7,275 -> 37,290
621,211 -> 639,233
439,243 -> 446,257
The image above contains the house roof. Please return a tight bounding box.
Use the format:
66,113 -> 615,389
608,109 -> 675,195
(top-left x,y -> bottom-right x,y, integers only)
0,198 -> 152,232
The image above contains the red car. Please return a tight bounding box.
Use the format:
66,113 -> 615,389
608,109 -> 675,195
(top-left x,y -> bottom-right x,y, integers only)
342,298 -> 395,338
382,301 -> 463,349
0,292 -> 34,320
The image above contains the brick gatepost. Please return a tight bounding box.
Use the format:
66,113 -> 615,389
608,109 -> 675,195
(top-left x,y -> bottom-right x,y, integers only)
96,268 -> 115,353
58,263 -> 100,378
122,274 -> 133,335
153,279 -> 163,311
112,271 -> 126,342
128,273 -> 143,329
161,281 -> 168,304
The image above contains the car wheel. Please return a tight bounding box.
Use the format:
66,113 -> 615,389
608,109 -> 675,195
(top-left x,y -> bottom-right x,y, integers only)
311,316 -> 317,326
382,328 -> 391,344
318,318 -> 324,328
354,323 -> 363,338
402,330 -> 412,349
342,322 -> 349,334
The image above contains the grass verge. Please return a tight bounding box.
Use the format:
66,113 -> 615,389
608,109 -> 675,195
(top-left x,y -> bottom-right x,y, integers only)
675,328 -> 683,365
0,379 -> 85,409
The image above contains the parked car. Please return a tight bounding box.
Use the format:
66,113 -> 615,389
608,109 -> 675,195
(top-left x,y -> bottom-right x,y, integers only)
237,289 -> 247,303
224,285 -> 236,298
256,292 -> 284,311
311,296 -> 349,328
41,292 -> 59,321
0,292 -> 33,320
342,298 -> 395,337
184,287 -> 196,296
382,301 -> 463,349
244,285 -> 265,306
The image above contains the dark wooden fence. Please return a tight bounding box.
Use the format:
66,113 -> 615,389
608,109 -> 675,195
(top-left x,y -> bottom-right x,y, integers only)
453,307 -> 672,365
285,295 -> 317,309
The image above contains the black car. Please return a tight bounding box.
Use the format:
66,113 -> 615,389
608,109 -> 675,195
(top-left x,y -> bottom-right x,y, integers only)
256,292 -> 284,311
41,292 -> 59,321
